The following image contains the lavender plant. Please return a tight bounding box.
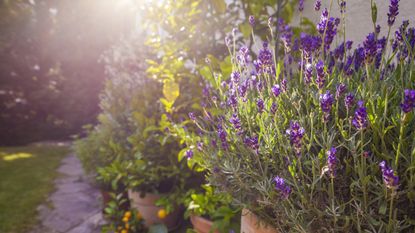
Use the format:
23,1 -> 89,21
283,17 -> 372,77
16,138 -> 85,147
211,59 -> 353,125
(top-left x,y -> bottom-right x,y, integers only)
185,2 -> 415,232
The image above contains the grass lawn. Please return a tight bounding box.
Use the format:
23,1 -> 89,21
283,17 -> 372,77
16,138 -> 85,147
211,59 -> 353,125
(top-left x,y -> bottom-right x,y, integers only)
0,144 -> 69,233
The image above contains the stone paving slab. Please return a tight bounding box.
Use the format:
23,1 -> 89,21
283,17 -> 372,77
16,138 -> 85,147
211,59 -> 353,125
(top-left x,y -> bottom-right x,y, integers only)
30,153 -> 105,233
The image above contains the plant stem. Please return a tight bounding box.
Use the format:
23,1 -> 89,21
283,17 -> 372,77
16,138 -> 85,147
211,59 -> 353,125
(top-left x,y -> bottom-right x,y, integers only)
388,192 -> 395,232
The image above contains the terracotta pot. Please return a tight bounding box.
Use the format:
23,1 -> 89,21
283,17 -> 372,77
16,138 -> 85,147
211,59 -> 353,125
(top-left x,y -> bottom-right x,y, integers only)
240,208 -> 278,233
190,215 -> 219,233
128,190 -> 181,230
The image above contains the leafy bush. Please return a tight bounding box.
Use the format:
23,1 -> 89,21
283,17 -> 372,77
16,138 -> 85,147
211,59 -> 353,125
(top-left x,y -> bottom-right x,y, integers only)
185,2 -> 415,232
184,184 -> 240,232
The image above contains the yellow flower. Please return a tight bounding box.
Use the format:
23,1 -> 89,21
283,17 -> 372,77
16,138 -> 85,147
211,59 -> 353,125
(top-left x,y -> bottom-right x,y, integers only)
124,211 -> 132,218
121,230 -> 128,233
122,217 -> 129,223
125,223 -> 130,229
157,209 -> 167,219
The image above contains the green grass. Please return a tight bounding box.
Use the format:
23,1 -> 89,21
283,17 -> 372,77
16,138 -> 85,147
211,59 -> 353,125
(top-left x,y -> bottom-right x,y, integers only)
0,144 -> 69,233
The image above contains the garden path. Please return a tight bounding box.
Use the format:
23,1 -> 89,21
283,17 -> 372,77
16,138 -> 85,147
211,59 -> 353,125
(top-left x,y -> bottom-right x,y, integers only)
30,152 -> 105,233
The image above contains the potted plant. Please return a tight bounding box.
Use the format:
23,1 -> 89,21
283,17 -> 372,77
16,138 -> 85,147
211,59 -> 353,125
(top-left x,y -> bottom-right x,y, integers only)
184,184 -> 240,233
184,2 -> 415,232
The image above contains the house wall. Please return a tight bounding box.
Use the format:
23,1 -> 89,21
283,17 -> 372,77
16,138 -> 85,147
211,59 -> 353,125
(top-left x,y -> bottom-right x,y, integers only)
297,0 -> 415,46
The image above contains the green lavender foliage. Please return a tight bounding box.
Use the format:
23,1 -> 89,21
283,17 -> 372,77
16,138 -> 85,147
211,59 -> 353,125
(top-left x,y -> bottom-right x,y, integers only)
184,7 -> 415,233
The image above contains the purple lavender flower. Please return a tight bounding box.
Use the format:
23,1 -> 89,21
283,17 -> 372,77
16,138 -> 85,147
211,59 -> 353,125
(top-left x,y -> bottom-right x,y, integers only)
317,8 -> 340,50
270,102 -> 278,115
274,176 -> 292,199
363,32 -> 377,63
188,112 -> 196,121
316,60 -> 325,89
354,46 -> 365,71
217,125 -> 228,150
197,142 -> 203,151
376,25 -> 381,34
286,121 -> 305,155
230,113 -> 242,131
237,46 -> 250,66
401,89 -> 415,113
353,101 -> 368,130
244,135 -> 259,152
345,93 -> 355,109
272,84 -> 281,97
231,71 -> 240,83
336,83 -> 346,99
300,33 -> 322,58
238,80 -> 249,100
255,42 -> 274,74
320,91 -> 334,113
340,0 -> 346,13
185,149 -> 193,159
280,23 -> 293,52
304,63 -> 313,84
249,15 -> 255,27
326,147 -> 337,177
298,0 -> 304,12
314,0 -> 321,11
387,0 -> 400,26
281,79 -> 288,92
379,161 -> 399,189
227,94 -> 237,108
257,98 -> 264,113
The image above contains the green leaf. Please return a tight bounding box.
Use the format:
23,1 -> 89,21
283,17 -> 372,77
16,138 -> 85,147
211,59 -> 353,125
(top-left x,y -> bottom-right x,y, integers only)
163,79 -> 180,103
379,202 -> 387,215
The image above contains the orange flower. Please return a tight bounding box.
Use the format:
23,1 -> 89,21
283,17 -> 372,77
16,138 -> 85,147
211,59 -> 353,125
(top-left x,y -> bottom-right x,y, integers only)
124,211 -> 132,219
157,209 -> 167,219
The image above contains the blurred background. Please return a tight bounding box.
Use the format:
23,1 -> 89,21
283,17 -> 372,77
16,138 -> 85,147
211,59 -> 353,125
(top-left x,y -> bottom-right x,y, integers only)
0,0 -> 137,145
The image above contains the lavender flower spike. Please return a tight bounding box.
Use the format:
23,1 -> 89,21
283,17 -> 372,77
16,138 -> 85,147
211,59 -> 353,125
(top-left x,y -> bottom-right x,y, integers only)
345,93 -> 355,109
353,101 -> 368,130
272,84 -> 281,97
387,0 -> 400,26
320,91 -> 334,122
188,112 -> 196,121
320,91 -> 334,113
401,89 -> 415,113
185,149 -> 194,159
316,60 -> 325,89
286,121 -> 305,155
326,147 -> 337,178
257,98 -> 264,113
379,161 -> 399,189
249,15 -> 255,27
314,0 -> 321,11
274,176 -> 292,199
298,0 -> 304,12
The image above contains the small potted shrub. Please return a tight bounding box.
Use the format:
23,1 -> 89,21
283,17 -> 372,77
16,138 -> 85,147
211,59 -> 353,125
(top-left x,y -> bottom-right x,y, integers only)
185,2 -> 415,232
184,184 -> 240,233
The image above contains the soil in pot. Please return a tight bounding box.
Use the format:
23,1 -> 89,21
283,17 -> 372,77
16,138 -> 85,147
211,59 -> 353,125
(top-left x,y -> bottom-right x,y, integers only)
129,190 -> 182,230
240,208 -> 278,233
190,215 -> 219,233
